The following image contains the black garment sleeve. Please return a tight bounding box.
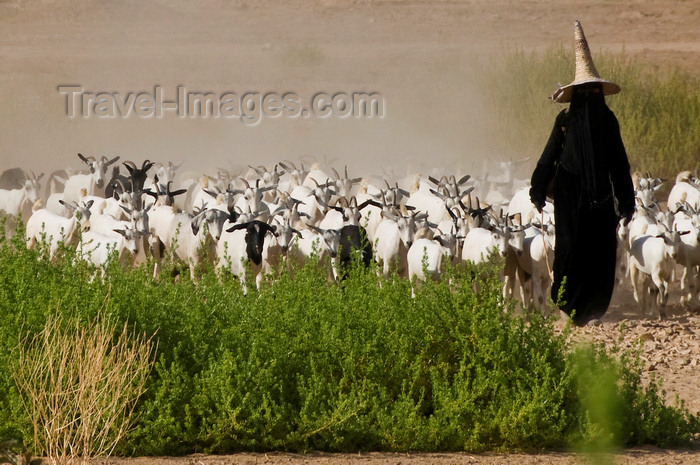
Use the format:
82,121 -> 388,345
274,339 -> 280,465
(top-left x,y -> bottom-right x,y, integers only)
530,109 -> 567,207
606,113 -> 635,217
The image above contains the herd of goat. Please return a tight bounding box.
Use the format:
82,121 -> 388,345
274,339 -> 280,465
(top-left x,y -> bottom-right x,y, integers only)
1,154 -> 699,318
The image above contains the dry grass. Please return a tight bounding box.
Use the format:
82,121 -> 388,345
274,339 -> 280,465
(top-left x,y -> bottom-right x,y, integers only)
475,46 -> 700,177
11,313 -> 155,465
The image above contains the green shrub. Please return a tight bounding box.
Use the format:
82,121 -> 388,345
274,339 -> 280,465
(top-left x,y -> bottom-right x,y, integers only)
0,232 -> 697,456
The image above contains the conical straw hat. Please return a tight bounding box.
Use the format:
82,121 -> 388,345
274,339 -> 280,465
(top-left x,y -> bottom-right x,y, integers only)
551,20 -> 621,103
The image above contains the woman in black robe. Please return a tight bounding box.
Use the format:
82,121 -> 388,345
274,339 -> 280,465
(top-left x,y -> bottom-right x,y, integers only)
530,85 -> 635,326
528,21 -> 635,326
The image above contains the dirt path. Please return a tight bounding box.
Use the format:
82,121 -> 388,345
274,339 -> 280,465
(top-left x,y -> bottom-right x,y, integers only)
578,286 -> 700,416
96,447 -> 700,465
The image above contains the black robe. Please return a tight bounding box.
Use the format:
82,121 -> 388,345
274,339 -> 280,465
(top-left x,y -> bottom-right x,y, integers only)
530,106 -> 635,326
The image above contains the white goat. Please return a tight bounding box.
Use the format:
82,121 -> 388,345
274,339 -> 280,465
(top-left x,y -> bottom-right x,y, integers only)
374,211 -> 426,278
26,200 -> 94,258
290,180 -> 335,226
169,208 -> 230,279
516,222 -> 555,309
62,154 -> 120,205
407,232 -> 459,289
615,218 -> 631,288
262,217 -> 302,275
507,185 -> 555,225
667,171 -> 700,210
232,179 -> 274,222
147,161 -> 182,191
0,172 -> 43,220
277,160 -> 308,193
406,183 -> 451,224
461,223 -> 510,264
629,227 -> 687,319
78,226 -> 144,269
673,203 -> 700,307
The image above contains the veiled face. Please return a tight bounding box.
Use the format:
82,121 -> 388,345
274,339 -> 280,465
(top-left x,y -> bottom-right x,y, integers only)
569,83 -> 606,110
574,83 -> 602,95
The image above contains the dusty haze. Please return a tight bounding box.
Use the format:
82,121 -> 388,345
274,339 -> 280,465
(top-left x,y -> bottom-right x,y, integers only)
1,0 -> 700,180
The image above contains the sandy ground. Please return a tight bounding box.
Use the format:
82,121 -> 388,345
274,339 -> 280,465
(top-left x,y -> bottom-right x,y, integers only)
93,447 -> 700,465
578,285 -> 700,416
2,0 -> 700,178
2,1 -> 699,463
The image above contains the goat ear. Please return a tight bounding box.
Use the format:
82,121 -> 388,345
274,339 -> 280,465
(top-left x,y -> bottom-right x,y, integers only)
457,174 -> 471,185
77,153 -> 91,164
191,212 -> 206,235
226,222 -> 248,233
113,228 -> 127,237
85,200 -> 94,210
382,211 -> 398,221
358,199 -> 379,211
307,223 -> 322,234
228,208 -> 240,224
461,186 -> 475,197
59,199 -> 76,211
249,165 -> 265,177
123,163 -> 135,175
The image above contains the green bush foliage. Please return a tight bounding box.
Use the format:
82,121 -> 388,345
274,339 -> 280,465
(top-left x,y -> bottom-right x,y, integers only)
474,46 -> 700,177
0,225 -> 697,456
